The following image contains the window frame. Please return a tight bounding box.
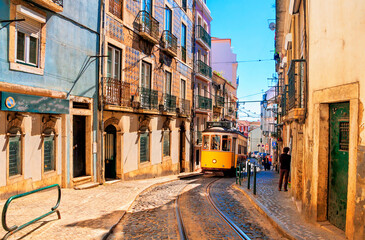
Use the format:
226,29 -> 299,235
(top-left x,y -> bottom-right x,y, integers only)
43,132 -> 56,173
222,135 -> 232,152
141,60 -> 152,89
165,71 -> 172,94
163,129 -> 171,157
8,133 -> 22,177
107,45 -> 122,80
210,134 -> 221,151
139,131 -> 150,163
202,135 -> 210,150
15,30 -> 39,67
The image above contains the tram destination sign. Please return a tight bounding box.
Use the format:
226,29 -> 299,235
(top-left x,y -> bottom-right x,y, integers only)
206,121 -> 233,129
1,92 -> 69,114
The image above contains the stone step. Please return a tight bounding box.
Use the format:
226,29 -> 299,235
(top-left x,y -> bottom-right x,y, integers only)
74,182 -> 99,190
72,176 -> 92,186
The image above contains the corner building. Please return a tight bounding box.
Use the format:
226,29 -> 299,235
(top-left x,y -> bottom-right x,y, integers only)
99,0 -> 193,181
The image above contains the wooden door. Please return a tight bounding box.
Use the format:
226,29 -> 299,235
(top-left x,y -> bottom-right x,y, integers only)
328,102 -> 349,230
73,116 -> 86,177
180,125 -> 186,172
105,125 -> 117,179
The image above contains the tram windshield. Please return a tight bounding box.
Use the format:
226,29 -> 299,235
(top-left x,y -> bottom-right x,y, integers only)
211,135 -> 221,150
222,135 -> 231,151
203,135 -> 210,150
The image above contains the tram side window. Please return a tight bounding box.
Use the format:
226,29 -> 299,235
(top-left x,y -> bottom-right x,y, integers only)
211,135 -> 221,150
203,135 -> 210,150
222,135 -> 231,151
238,144 -> 242,154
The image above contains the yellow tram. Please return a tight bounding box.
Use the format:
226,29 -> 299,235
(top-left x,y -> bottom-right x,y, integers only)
201,122 -> 247,174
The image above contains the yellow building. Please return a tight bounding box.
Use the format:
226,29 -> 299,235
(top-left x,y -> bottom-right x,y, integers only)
275,0 -> 365,238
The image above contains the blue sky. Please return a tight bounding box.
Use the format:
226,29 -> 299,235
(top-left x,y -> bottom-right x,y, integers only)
207,0 -> 276,121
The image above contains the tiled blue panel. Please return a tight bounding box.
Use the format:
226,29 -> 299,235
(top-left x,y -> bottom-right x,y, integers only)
126,0 -> 139,15
106,14 -> 124,42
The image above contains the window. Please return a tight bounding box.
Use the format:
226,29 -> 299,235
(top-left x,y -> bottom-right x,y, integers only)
163,130 -> 170,157
141,61 -> 152,88
142,0 -> 152,13
140,132 -> 149,163
211,135 -> 221,150
165,71 -> 172,94
164,5 -> 172,31
180,79 -> 186,99
44,133 -> 55,172
222,135 -> 231,152
9,134 -> 22,177
181,23 -> 187,62
202,135 -> 210,150
15,13 -> 42,66
107,45 -> 121,80
109,0 -> 123,19
182,0 -> 187,11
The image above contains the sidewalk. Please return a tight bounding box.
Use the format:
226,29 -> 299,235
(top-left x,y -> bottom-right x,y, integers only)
0,172 -> 201,240
233,170 -> 346,240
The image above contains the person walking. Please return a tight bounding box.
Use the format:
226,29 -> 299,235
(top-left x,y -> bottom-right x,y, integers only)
278,147 -> 291,191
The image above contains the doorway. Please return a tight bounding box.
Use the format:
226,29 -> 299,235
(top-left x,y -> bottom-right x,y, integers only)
328,102 -> 349,231
105,125 -> 117,179
180,124 -> 186,172
73,115 -> 86,177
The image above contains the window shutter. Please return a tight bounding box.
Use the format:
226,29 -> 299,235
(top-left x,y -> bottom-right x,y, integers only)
16,13 -> 41,38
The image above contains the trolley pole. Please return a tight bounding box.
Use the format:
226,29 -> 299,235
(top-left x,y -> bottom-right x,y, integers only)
253,164 -> 257,195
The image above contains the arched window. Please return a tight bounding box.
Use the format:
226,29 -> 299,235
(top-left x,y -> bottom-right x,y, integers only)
8,126 -> 22,177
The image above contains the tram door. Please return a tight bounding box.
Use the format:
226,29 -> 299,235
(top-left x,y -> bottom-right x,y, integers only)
328,102 -> 349,231
232,138 -> 236,167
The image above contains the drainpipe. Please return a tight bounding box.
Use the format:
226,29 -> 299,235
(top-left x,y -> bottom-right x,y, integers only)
190,0 -> 197,172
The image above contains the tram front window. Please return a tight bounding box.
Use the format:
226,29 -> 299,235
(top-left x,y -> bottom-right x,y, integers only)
211,135 -> 221,150
203,135 -> 210,150
222,135 -> 231,151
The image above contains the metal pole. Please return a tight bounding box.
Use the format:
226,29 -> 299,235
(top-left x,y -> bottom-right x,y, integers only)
253,164 -> 257,195
247,163 -> 251,189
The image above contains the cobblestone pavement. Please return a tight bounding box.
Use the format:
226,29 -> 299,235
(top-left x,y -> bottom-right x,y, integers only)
210,178 -> 287,240
106,178 -> 197,240
179,176 -> 242,239
0,175 -> 180,240
235,170 -> 346,240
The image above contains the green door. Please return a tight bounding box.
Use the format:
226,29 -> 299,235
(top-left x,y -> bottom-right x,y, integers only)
328,102 -> 349,231
105,125 -> 117,179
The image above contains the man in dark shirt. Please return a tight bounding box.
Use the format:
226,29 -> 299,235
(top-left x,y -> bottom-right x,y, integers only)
278,147 -> 291,191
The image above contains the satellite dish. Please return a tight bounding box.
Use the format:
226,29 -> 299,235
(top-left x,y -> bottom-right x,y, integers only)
269,22 -> 276,31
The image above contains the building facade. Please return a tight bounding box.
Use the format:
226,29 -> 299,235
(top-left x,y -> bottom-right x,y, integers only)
99,0 -> 193,181
0,0 -> 100,198
192,0 -> 212,171
275,0 -> 365,238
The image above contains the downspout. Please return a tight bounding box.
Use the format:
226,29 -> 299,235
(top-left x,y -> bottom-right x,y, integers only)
190,0 -> 196,172
303,0 -> 308,121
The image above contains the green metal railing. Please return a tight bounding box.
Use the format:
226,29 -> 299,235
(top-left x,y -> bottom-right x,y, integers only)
280,85 -> 287,117
287,59 -> 306,110
1,184 -> 61,240
196,60 -> 212,78
161,30 -> 178,56
196,25 -> 211,48
196,95 -> 212,110
163,93 -> 177,112
215,95 -> 224,107
139,87 -> 158,110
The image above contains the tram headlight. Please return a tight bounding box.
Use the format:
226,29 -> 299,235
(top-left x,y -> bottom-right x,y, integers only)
212,159 -> 217,164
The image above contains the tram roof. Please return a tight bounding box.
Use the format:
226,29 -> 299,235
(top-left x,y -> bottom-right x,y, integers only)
203,127 -> 246,138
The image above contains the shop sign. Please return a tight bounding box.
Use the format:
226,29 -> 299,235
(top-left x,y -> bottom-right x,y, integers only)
1,92 -> 69,114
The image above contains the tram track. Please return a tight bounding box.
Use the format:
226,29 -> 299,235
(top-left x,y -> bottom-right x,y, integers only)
176,176 -> 251,240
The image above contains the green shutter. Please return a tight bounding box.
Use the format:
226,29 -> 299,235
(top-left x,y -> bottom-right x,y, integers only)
140,132 -> 149,163
163,131 -> 170,157
9,135 -> 21,176
44,135 -> 55,172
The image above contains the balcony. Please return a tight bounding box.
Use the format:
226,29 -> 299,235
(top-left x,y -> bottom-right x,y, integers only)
31,0 -> 63,12
139,87 -> 159,110
161,93 -> 177,113
104,77 -> 131,107
178,98 -> 190,116
215,95 -> 224,108
196,95 -> 212,111
286,59 -> 306,121
161,30 -> 178,57
196,25 -> 211,50
136,11 -> 159,44
196,60 -> 212,82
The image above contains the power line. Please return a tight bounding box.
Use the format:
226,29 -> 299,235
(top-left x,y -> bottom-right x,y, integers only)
212,59 -> 274,64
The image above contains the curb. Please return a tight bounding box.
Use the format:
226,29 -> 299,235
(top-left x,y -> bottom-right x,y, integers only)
232,184 -> 297,240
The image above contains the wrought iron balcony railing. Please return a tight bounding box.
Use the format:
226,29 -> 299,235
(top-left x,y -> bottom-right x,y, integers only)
288,59 -> 306,110
136,10 -> 159,43
104,77 -> 131,107
109,0 -> 122,19
215,95 -> 224,107
161,30 -> 178,57
196,25 -> 211,48
162,93 -> 177,112
181,46 -> 186,63
178,98 -> 190,116
51,0 -> 63,6
139,87 -> 159,110
280,86 -> 287,117
196,95 -> 212,110
196,60 -> 212,79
